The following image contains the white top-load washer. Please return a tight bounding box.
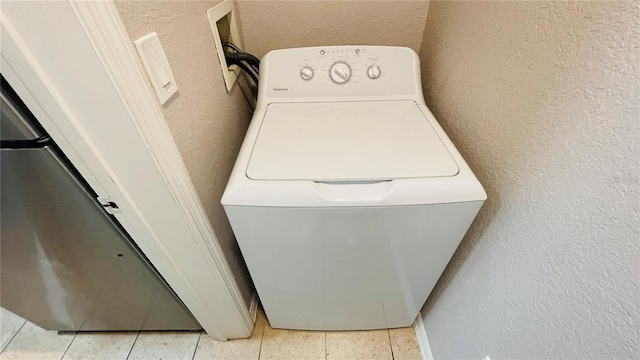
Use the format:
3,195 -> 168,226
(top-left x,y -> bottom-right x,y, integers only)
222,46 -> 486,331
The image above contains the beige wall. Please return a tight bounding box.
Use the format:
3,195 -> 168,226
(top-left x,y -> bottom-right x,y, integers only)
419,1 -> 639,358
237,0 -> 430,58
115,0 -> 255,307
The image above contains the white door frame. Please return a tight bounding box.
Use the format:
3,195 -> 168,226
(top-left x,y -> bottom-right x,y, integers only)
0,0 -> 253,340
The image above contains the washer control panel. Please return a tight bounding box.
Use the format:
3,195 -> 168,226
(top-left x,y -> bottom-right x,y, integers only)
264,46 -> 420,99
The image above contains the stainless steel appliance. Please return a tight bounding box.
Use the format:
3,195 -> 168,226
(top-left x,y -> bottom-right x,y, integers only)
0,77 -> 201,331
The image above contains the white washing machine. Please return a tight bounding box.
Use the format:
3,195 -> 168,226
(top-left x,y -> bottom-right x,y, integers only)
222,46 -> 486,331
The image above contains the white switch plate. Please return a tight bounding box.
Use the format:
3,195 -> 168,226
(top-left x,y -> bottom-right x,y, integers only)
134,32 -> 178,105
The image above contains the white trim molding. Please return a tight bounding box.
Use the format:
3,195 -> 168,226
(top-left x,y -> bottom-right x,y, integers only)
1,0 -> 253,340
67,0 -> 254,339
414,313 -> 435,360
249,292 -> 259,323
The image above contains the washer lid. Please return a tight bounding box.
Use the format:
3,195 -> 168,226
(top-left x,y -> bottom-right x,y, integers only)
247,100 -> 459,181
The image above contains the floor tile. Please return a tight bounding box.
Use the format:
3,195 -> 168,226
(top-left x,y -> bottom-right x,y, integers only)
194,307 -> 266,360
127,331 -> 200,360
326,329 -> 392,360
0,321 -> 75,360
0,308 -> 26,352
61,332 -> 138,360
259,314 -> 324,360
389,327 -> 422,360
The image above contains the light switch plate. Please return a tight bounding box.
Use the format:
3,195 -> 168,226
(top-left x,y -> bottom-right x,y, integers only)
134,32 -> 178,105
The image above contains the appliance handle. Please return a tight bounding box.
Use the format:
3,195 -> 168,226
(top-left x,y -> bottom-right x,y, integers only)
0,136 -> 52,149
313,180 -> 394,203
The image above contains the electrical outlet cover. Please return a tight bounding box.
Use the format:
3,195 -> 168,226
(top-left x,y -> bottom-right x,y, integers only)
207,0 -> 244,92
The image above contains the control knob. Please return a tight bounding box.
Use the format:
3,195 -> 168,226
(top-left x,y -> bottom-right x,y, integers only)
300,66 -> 314,80
367,65 -> 381,79
330,61 -> 352,84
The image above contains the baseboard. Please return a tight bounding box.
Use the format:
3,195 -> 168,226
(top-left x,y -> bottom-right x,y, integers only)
414,313 -> 434,360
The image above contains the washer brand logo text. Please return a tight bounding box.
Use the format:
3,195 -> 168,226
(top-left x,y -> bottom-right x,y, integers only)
273,88 -> 289,91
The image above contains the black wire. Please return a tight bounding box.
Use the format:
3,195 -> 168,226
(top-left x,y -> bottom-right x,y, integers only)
222,42 -> 242,53
221,43 -> 260,73
226,56 -> 259,87
233,53 -> 260,72
220,42 -> 260,87
225,53 -> 260,73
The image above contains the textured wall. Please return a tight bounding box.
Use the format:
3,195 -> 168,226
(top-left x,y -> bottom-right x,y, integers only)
237,0 -> 430,58
115,0 -> 255,308
419,1 -> 639,359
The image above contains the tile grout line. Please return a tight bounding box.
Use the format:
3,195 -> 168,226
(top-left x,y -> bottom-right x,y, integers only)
324,331 -> 327,360
125,331 -> 141,360
257,319 -> 265,360
0,320 -> 27,354
388,329 -> 395,360
191,331 -> 203,360
59,331 -> 78,360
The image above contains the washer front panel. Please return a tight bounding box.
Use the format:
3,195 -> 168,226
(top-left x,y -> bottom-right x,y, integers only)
224,201 -> 484,330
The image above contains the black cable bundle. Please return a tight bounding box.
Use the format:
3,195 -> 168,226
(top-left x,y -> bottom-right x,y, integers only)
223,42 -> 260,87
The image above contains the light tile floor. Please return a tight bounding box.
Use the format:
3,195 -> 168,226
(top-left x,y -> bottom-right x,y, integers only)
0,307 -> 421,360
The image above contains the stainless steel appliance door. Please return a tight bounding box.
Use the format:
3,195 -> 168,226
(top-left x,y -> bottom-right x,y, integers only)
0,145 -> 200,331
0,78 -> 44,141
